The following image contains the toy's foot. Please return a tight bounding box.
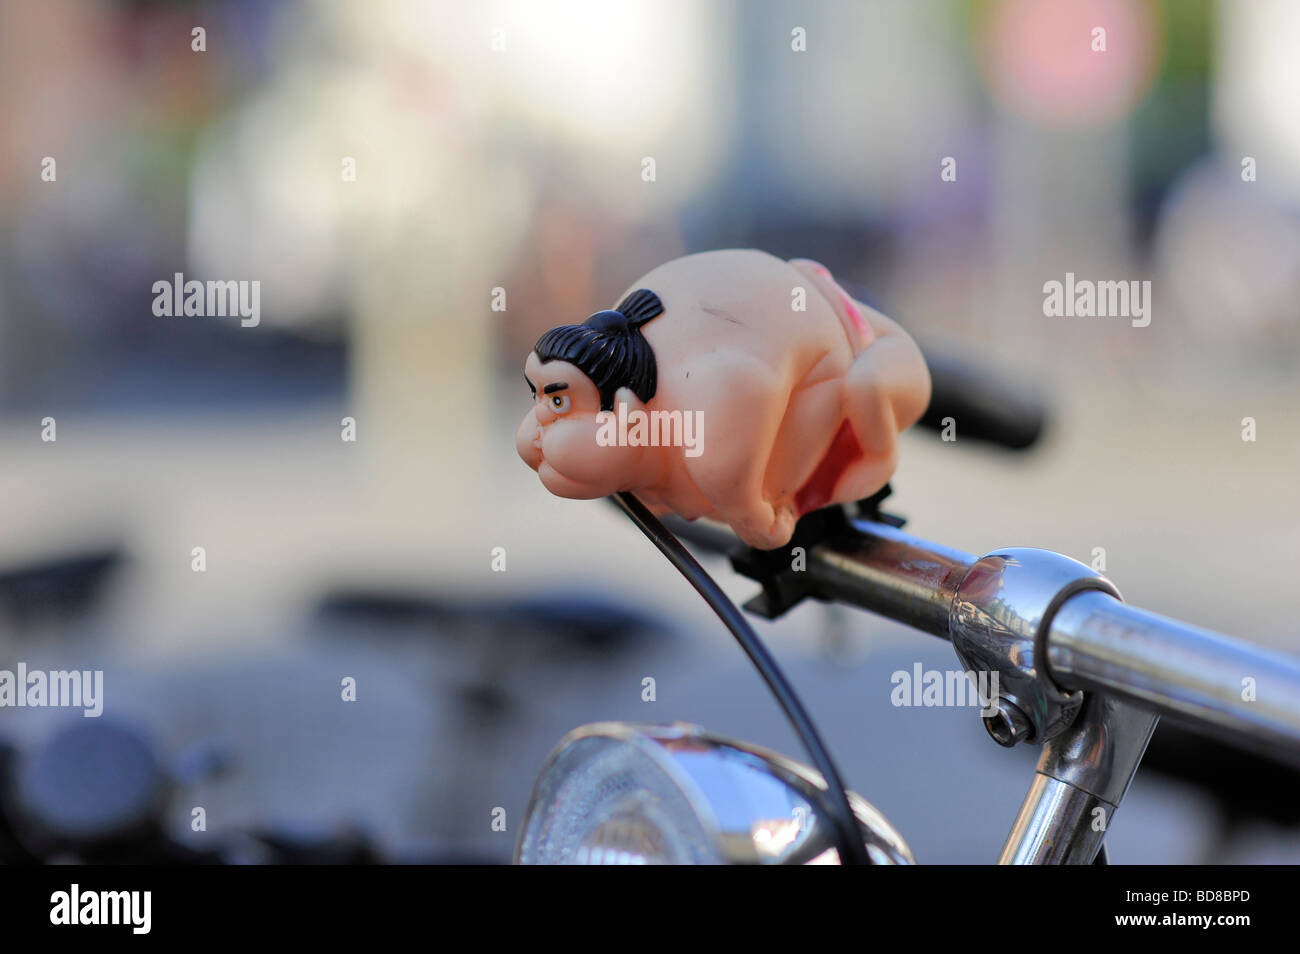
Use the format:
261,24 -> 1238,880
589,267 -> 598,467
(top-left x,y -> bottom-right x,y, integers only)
728,501 -> 798,550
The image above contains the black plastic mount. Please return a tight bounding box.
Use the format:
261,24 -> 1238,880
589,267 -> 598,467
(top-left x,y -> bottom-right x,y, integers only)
730,484 -> 905,620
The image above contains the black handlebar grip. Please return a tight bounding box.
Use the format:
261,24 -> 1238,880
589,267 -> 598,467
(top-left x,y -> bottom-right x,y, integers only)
831,278 -> 1047,452
916,349 -> 1047,451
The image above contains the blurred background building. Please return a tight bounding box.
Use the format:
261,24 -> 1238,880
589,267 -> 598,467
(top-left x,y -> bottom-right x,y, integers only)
0,0 -> 1297,863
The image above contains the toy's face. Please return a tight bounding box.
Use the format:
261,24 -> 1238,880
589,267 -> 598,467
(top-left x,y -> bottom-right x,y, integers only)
516,352 -> 647,499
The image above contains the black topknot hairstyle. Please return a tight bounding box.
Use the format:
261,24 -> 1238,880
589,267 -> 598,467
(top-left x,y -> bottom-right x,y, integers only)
533,288 -> 664,411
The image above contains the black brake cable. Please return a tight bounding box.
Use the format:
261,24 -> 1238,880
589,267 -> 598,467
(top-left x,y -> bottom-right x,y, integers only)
612,491 -> 871,865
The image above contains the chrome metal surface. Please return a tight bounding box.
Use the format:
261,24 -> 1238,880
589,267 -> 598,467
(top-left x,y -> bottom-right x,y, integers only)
1001,688 -> 1159,864
1036,688 -> 1160,806
806,519 -> 973,638
985,699 -> 1033,747
949,548 -> 1119,744
516,722 -> 914,865
998,773 -> 1112,865
786,518 -> 1300,756
1047,590 -> 1300,762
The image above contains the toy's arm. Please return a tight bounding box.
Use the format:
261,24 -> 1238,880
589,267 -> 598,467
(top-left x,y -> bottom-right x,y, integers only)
847,302 -> 931,446
789,259 -> 931,453
676,351 -> 798,548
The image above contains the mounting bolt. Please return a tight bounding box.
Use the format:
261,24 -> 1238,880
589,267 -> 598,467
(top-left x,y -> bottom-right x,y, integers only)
984,699 -> 1034,747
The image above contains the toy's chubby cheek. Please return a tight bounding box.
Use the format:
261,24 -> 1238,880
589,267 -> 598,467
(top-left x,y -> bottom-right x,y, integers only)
537,459 -> 607,499
520,413 -> 652,499
535,417 -> 627,488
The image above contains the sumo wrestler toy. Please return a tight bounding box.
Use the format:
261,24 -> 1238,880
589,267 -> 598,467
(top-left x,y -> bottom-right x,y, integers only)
516,249 -> 931,549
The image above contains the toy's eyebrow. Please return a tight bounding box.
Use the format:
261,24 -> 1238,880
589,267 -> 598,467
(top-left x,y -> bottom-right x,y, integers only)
524,375 -> 536,393
543,382 -> 569,394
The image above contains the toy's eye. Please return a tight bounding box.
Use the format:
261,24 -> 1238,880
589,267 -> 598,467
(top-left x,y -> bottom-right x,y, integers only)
549,394 -> 571,414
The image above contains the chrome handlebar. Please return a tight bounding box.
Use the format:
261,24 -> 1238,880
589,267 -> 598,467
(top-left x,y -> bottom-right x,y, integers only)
1047,591 -> 1300,762
798,517 -> 1300,762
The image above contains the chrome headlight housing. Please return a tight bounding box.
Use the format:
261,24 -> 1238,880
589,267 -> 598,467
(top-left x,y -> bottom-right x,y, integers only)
516,722 -> 913,865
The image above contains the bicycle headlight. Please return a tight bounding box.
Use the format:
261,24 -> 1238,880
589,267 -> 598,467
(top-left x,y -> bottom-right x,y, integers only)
516,722 -> 913,865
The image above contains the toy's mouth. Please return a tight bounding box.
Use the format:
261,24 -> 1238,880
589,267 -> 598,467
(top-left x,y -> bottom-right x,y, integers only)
516,418 -> 545,470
